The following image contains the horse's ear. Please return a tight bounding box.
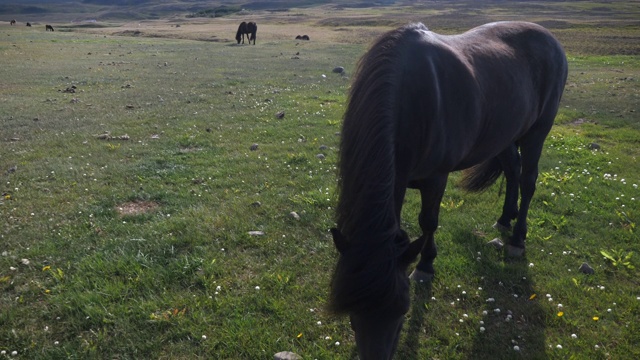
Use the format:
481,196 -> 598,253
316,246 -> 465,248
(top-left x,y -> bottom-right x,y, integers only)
331,228 -> 349,254
400,237 -> 425,265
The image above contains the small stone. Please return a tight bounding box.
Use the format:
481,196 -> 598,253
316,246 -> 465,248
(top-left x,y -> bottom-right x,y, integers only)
316,154 -> 325,160
251,201 -> 262,207
248,231 -> 264,236
250,143 -> 259,151
332,66 -> 344,74
579,262 -> 595,275
275,111 -> 285,119
319,145 -> 328,150
487,238 -> 504,250
588,143 -> 601,150
289,211 -> 300,220
274,351 -> 302,360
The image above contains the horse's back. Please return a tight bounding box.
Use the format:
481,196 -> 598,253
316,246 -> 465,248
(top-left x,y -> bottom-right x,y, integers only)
389,22 -> 567,173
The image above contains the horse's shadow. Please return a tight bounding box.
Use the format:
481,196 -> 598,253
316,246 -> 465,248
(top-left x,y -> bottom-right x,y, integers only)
399,234 -> 546,359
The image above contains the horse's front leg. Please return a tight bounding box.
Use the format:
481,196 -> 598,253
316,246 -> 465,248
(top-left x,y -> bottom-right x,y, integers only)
409,175 -> 448,283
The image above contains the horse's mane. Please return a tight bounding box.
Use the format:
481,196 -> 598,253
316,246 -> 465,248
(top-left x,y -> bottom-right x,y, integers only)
330,24 -> 426,314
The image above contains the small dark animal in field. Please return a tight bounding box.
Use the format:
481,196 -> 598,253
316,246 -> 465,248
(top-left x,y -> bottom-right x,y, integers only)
295,35 -> 310,40
329,21 -> 567,360
46,24 -> 54,31
10,19 -> 16,25
235,21 -> 257,45
26,22 -> 31,27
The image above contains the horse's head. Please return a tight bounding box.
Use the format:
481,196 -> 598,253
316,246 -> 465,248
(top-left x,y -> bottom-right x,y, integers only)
235,33 -> 241,44
330,228 -> 423,359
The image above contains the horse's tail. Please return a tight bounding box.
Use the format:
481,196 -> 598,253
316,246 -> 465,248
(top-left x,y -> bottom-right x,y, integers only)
459,158 -> 503,192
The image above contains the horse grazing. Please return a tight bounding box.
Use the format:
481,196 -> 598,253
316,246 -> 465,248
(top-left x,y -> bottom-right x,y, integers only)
295,35 -> 310,41
46,24 -> 54,31
10,19 -> 16,25
235,21 -> 257,45
26,22 -> 32,27
329,22 -> 567,359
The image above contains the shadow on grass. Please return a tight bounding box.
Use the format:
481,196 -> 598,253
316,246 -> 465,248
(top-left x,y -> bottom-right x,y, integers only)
399,237 -> 547,359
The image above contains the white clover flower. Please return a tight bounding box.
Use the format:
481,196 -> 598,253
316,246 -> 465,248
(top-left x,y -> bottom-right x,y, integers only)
571,334 -> 578,339
255,286 -> 260,290
513,346 -> 520,351
202,335 -> 207,340
335,341 -> 340,346
557,344 -> 563,349
480,326 -> 485,332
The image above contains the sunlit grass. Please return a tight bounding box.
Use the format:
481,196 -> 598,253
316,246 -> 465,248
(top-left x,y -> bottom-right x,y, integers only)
1,2 -> 640,358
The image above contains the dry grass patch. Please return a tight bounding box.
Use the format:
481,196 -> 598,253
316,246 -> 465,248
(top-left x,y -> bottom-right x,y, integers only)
116,201 -> 159,216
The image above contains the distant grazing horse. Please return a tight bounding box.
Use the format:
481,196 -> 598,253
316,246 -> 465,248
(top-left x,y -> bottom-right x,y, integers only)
295,35 -> 310,41
26,22 -> 31,27
10,19 -> 16,25
46,24 -> 54,31
329,22 -> 567,360
235,21 -> 257,45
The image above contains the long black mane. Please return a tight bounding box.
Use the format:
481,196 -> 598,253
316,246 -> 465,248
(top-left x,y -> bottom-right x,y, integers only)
330,26 -> 413,314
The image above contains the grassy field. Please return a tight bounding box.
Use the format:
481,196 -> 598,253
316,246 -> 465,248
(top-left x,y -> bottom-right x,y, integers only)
1,1 -> 639,359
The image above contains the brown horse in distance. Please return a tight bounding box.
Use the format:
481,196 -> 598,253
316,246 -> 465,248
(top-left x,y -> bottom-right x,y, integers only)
235,21 -> 257,45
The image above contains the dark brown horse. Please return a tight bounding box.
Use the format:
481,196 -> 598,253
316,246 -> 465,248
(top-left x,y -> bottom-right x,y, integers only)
329,22 -> 567,359
235,21 -> 257,45
46,24 -> 54,32
10,19 -> 16,25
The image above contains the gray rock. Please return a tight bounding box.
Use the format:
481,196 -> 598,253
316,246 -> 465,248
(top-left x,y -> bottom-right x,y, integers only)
579,262 -> 595,274
316,154 -> 325,160
250,143 -> 259,151
487,238 -> 504,250
274,351 -> 302,360
289,211 -> 300,220
248,231 -> 264,236
332,66 -> 344,74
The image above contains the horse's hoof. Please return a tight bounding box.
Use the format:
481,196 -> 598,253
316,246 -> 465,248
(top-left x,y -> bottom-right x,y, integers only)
506,244 -> 525,257
492,222 -> 512,233
409,269 -> 434,284
487,238 -> 504,250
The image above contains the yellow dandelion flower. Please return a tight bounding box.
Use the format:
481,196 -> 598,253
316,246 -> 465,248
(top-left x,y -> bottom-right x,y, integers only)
45,289 -> 51,294
529,294 -> 537,300
557,312 -> 564,317
593,316 -> 599,321
297,333 -> 303,339
42,265 -> 51,271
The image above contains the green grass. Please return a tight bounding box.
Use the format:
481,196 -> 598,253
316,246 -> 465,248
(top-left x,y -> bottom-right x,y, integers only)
1,1 -> 640,359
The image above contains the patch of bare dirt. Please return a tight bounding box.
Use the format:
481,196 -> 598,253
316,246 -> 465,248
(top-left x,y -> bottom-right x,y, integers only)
116,201 -> 159,216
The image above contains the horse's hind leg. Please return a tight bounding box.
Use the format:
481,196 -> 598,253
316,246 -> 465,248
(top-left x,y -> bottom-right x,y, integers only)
508,126 -> 552,257
494,144 -> 521,232
409,175 -> 448,283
